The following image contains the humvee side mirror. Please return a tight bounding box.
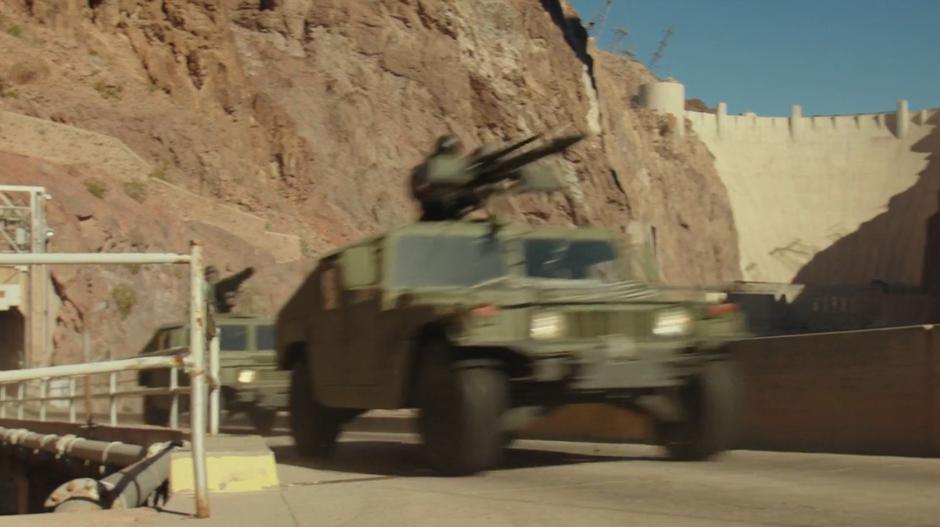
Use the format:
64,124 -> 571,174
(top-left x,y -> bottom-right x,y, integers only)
340,246 -> 378,288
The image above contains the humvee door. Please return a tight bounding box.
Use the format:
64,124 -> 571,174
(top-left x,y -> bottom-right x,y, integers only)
340,244 -> 382,386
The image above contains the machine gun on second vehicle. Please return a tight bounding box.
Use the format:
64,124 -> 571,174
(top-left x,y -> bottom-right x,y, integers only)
411,132 -> 585,221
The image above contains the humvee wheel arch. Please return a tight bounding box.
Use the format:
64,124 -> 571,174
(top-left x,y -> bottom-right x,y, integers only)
404,324 -> 531,408
415,338 -> 510,475
289,353 -> 341,458
654,358 -> 742,461
282,341 -> 307,371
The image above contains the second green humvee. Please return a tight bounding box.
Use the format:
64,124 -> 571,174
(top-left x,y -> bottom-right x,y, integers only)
276,219 -> 747,475
138,314 -> 289,434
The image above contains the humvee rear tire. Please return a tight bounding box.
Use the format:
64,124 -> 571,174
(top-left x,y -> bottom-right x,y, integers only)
655,359 -> 741,461
289,358 -> 340,458
418,351 -> 509,476
143,396 -> 169,426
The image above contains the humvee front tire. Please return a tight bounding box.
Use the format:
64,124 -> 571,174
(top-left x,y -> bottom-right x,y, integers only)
289,358 -> 341,458
655,359 -> 741,461
418,351 -> 509,476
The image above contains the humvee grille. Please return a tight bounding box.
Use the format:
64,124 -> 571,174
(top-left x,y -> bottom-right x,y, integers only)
568,311 -> 647,338
255,369 -> 289,382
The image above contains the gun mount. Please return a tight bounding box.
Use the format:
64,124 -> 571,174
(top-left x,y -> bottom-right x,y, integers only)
411,133 -> 585,221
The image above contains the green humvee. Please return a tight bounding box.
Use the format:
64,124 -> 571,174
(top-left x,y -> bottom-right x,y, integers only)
138,314 -> 289,434
276,220 -> 747,475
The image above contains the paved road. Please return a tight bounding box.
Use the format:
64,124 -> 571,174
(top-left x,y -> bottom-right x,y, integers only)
143,431 -> 940,527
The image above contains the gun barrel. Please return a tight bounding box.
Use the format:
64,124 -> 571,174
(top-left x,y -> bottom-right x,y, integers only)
468,134 -> 542,169
476,133 -> 585,182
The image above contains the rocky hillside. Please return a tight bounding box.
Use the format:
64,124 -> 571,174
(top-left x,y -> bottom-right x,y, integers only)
0,0 -> 739,364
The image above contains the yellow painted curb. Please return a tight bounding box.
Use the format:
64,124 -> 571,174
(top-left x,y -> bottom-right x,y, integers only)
169,436 -> 279,495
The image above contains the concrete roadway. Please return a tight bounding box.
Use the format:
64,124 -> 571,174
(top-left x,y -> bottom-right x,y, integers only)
177,431 -> 939,527
5,431 -> 939,526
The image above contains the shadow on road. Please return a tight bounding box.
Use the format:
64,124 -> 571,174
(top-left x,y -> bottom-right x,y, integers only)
270,435 -> 658,478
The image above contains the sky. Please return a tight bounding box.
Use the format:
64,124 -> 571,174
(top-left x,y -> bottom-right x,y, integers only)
568,0 -> 940,116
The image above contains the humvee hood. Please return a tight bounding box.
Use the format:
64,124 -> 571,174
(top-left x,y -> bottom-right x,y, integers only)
404,277 -> 667,307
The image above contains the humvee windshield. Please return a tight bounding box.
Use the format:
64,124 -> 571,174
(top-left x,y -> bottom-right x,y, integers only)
213,323 -> 275,352
391,233 -> 622,287
219,324 -> 248,351
523,239 -> 618,281
392,235 -> 505,287
256,325 -> 276,350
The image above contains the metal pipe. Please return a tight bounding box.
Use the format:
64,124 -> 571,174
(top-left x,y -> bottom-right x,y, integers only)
209,330 -> 220,436
0,253 -> 192,265
170,367 -> 179,429
1,385 -> 5,418
68,378 -> 76,423
16,383 -> 23,419
91,386 -> 189,398
0,185 -> 46,193
83,334 -> 93,426
188,242 -> 210,518
0,426 -> 146,466
14,385 -> 189,404
46,442 -> 180,512
105,442 -> 177,509
39,379 -> 47,421
0,355 -> 181,384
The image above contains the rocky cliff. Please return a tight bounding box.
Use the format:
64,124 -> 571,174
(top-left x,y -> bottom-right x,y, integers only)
0,0 -> 739,364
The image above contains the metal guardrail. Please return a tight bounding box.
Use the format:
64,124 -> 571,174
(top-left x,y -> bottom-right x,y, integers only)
0,243 -> 213,518
0,350 -> 192,424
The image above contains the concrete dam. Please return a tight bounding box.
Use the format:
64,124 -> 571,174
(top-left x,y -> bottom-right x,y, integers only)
642,80 -> 940,290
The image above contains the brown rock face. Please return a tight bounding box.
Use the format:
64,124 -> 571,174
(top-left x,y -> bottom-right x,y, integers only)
0,0 -> 739,364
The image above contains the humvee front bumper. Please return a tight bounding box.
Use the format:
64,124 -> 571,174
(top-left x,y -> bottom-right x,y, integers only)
496,337 -> 731,391
230,385 -> 288,410
220,367 -> 290,410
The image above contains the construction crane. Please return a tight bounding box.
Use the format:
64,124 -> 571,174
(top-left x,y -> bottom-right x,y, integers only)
611,27 -> 634,57
585,0 -> 614,37
649,26 -> 674,68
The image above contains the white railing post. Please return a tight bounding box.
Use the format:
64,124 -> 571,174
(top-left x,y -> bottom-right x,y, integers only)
68,377 -> 76,423
0,385 -> 6,418
170,367 -> 179,429
16,383 -> 23,419
83,333 -> 92,425
209,329 -> 220,436
39,379 -> 47,422
109,371 -> 117,425
83,374 -> 92,426
188,241 -> 210,518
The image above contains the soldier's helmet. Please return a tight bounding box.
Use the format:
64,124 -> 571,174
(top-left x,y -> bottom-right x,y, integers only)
433,134 -> 462,156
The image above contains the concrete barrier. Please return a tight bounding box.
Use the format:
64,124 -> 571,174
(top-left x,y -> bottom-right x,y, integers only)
522,325 -> 940,457
168,435 -> 279,495
735,326 -> 937,456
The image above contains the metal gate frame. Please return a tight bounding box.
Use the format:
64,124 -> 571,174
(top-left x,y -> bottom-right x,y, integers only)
0,242 -> 212,518
0,184 -> 51,369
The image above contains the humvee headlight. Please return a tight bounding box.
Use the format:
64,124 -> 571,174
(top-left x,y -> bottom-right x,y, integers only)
236,369 -> 257,384
652,308 -> 692,337
530,312 -> 566,340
